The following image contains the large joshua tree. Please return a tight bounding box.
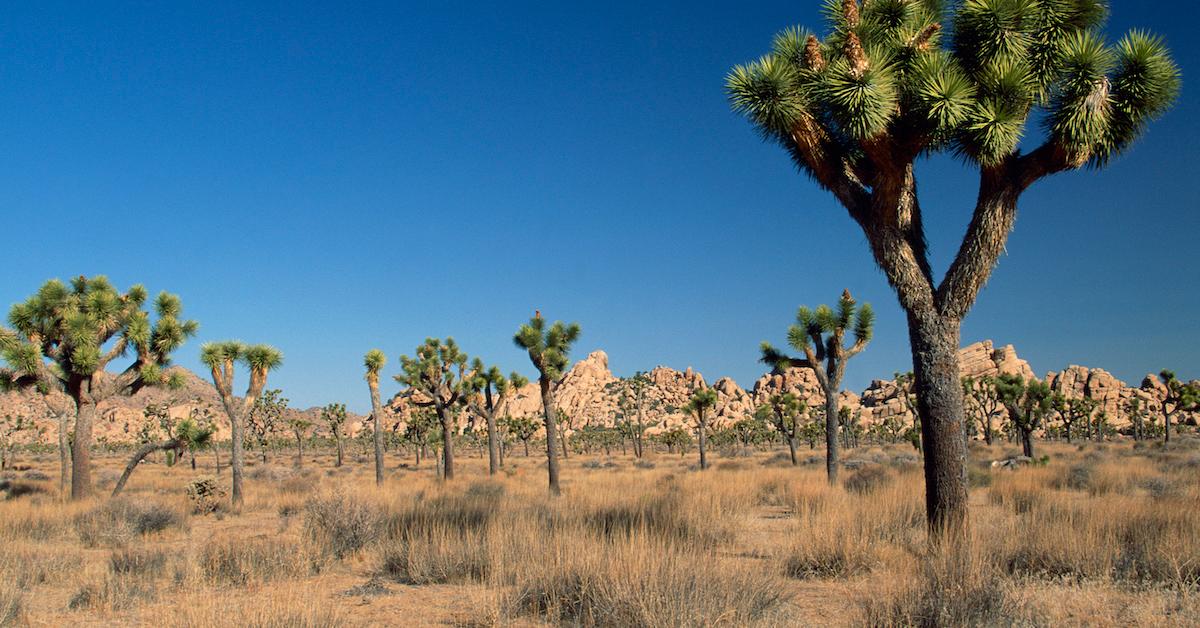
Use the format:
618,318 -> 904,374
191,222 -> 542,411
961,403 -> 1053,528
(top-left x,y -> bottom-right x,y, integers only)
686,387 -> 719,470
363,349 -> 388,485
728,0 -> 1178,532
761,290 -> 873,484
465,358 -> 528,476
514,313 -> 581,495
0,277 -> 197,499
200,341 -> 283,510
396,338 -> 469,481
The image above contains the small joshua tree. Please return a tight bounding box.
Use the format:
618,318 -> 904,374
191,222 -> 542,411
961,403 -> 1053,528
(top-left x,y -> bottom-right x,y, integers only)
755,393 -> 805,465
613,372 -> 653,458
0,277 -> 197,499
729,0 -> 1179,535
201,341 -> 283,510
995,374 -> 1052,458
514,312 -> 581,495
322,403 -> 348,467
111,414 -> 213,497
363,350 -> 388,484
288,416 -> 313,467
505,415 -> 538,457
1124,397 -> 1148,441
761,290 -> 873,483
686,388 -> 718,470
396,338 -> 469,481
962,376 -> 1003,445
1158,370 -> 1199,444
247,388 -> 287,463
465,359 -> 528,475
1049,393 -> 1098,444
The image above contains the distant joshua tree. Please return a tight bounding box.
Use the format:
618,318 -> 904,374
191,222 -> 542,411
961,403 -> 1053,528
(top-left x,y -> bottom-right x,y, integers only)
514,312 -> 581,495
685,388 -> 718,470
962,376 -> 1002,445
1,277 -> 197,499
761,290 -> 873,483
322,403 -> 348,467
247,389 -> 288,463
0,414 -> 31,471
613,372 -> 653,458
504,415 -> 539,457
1124,397 -> 1148,441
729,0 -> 1179,534
363,350 -> 388,485
754,393 -> 804,465
1158,370 -> 1199,444
465,359 -> 528,475
288,415 -> 313,467
1049,393 -> 1098,444
995,375 -> 1052,458
395,338 -> 470,480
201,341 -> 283,510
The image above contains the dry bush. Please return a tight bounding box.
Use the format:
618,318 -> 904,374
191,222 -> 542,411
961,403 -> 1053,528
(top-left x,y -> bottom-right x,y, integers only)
1,545 -> 84,587
74,498 -> 188,547
378,525 -> 490,584
303,491 -> 384,558
0,567 -> 24,626
843,465 -> 892,495
861,540 -> 1035,626
109,546 -> 170,578
580,485 -> 731,544
198,535 -> 313,586
502,532 -> 789,627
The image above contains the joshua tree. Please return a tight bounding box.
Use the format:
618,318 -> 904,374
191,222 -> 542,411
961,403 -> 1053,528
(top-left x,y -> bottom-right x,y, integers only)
962,376 -> 1003,445
995,374 -> 1052,458
111,415 -> 213,497
0,277 -> 197,499
761,290 -> 873,484
1158,370 -> 1199,444
0,414 -> 30,471
321,403 -> 348,467
176,416 -> 215,471
1049,393 -> 1098,444
465,359 -> 528,475
363,350 -> 388,484
1124,397 -> 1148,441
514,313 -> 581,495
288,416 -> 313,467
395,338 -> 470,480
247,388 -> 287,463
505,415 -> 539,457
755,393 -> 805,465
686,388 -> 719,470
729,0 -> 1178,534
201,341 -> 283,510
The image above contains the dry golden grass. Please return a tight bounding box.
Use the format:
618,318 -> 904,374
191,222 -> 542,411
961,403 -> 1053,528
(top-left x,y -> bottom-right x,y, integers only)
0,437 -> 1197,626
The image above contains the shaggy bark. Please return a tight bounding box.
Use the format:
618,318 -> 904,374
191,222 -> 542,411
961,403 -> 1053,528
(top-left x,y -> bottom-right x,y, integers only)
112,439 -> 183,497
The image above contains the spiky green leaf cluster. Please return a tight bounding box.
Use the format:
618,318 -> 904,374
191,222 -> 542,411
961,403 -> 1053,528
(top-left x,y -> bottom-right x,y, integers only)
2,276 -> 198,394
728,0 -> 1178,172
200,341 -> 283,373
513,315 -> 581,382
396,337 -> 468,402
685,388 -> 719,415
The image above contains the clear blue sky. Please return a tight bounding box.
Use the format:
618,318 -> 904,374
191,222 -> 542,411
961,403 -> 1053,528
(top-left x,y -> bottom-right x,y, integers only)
2,2 -> 1196,413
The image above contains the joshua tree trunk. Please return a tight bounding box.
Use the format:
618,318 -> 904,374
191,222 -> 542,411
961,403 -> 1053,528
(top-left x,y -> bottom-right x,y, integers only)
190,452 -> 197,470
539,379 -> 562,495
70,396 -> 96,500
822,387 -> 839,484
227,404 -> 246,509
368,377 -> 385,486
437,404 -> 455,480
908,311 -> 970,537
335,434 -> 344,467
57,411 -> 70,500
1163,409 -> 1173,444
294,434 -> 304,467
697,412 -> 709,470
112,439 -> 182,497
1020,427 -> 1035,458
523,439 -> 530,457
787,437 -> 798,465
486,411 -> 499,475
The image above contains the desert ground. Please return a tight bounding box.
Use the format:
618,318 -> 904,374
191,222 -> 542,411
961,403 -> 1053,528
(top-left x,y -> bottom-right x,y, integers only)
2,437 -> 1198,627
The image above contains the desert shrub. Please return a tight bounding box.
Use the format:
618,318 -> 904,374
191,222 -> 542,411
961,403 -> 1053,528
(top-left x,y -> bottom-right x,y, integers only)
198,535 -> 311,585
1,546 -> 84,587
0,479 -> 49,499
22,470 -> 50,481
68,572 -> 159,611
164,592 -> 344,628
1057,464 -> 1094,491
716,460 -> 746,471
185,477 -> 227,515
761,451 -> 794,467
782,529 -> 875,579
1137,476 -> 1178,499
505,539 -> 788,627
383,482 -> 505,538
967,465 -> 993,488
0,574 -> 23,625
843,465 -> 891,495
584,487 -> 730,545
378,526 -> 490,584
74,499 -> 187,547
633,459 -> 655,469
860,543 -> 1032,626
303,492 -> 383,558
109,546 -> 169,577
